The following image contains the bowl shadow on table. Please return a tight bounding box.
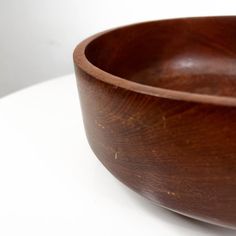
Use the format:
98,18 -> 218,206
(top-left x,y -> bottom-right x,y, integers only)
117,181 -> 236,235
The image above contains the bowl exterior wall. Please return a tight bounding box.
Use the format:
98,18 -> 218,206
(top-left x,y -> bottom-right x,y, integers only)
75,66 -> 236,228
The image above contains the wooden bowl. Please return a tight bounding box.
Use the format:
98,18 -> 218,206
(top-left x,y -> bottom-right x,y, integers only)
73,16 -> 236,229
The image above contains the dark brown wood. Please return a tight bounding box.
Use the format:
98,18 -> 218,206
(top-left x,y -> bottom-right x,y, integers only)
73,16 -> 236,229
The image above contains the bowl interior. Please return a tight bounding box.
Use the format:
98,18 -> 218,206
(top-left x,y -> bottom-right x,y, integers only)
85,17 -> 236,97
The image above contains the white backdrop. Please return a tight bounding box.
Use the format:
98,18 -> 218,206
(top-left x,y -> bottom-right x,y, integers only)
0,0 -> 236,96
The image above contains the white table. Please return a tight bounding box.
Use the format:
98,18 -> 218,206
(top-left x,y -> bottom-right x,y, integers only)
0,74 -> 234,236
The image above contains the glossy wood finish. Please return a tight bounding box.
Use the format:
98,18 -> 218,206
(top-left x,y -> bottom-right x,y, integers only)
73,16 -> 236,229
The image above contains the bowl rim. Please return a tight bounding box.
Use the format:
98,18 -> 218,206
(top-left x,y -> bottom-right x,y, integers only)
73,15 -> 236,107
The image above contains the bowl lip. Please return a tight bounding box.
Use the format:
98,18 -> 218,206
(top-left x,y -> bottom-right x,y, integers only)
74,15 -> 236,107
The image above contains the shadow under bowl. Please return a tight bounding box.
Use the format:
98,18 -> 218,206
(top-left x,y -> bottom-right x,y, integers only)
73,16 -> 236,229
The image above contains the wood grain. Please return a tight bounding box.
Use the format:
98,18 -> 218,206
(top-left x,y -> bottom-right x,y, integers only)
74,16 -> 236,229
